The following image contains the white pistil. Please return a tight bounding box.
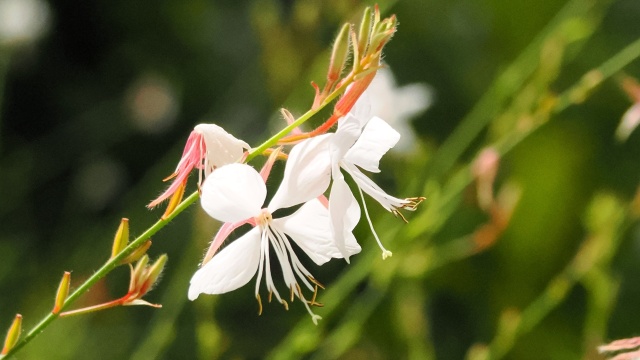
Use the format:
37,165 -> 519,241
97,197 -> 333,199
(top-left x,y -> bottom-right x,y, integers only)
358,186 -> 392,260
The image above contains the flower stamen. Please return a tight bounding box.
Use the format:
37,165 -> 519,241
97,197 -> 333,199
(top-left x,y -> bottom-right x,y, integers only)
400,196 -> 426,211
256,294 -> 263,315
307,276 -> 325,289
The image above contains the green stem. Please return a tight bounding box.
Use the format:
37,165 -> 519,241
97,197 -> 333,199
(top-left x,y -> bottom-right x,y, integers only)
1,47 -> 361,359
246,72 -> 355,162
271,22 -> 640,360
1,191 -> 199,359
554,35 -> 640,113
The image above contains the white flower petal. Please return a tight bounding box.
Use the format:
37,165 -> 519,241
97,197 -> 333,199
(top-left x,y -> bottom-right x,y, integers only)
194,124 -> 250,175
272,198 -> 360,265
339,89 -> 371,129
368,68 -> 432,124
268,135 -> 332,211
343,162 -> 408,212
344,117 -> 400,173
201,163 -> 265,223
188,227 -> 262,300
330,114 -> 362,168
328,172 -> 362,262
395,83 -> 433,120
361,67 -> 432,153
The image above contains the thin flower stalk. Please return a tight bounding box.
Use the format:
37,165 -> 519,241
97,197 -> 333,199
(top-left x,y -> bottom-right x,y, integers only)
60,255 -> 167,317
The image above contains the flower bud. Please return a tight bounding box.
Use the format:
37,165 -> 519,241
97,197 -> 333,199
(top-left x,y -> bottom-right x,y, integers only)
111,218 -> 130,259
141,254 -> 168,294
1,314 -> 22,355
131,254 -> 150,291
327,23 -> 351,84
357,7 -> 373,60
52,271 -> 71,314
161,180 -> 186,220
368,15 -> 397,56
119,240 -> 152,265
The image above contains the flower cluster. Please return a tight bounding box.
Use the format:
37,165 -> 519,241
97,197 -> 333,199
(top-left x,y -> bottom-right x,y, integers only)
148,6 -> 424,323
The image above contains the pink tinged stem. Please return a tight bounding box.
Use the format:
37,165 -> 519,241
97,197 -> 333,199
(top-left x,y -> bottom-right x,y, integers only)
59,298 -> 125,317
309,71 -> 376,137
202,219 -> 255,266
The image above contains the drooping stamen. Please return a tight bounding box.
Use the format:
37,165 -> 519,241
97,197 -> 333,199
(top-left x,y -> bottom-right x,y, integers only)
392,197 -> 426,223
307,283 -> 324,307
263,231 -> 283,304
307,276 -> 325,290
148,131 -> 205,208
358,187 -> 392,260
274,229 -> 314,291
400,196 -> 426,211
256,294 -> 263,315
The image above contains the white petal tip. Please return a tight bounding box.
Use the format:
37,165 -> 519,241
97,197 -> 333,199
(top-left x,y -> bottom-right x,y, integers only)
382,250 -> 393,260
312,315 -> 322,325
188,289 -> 201,301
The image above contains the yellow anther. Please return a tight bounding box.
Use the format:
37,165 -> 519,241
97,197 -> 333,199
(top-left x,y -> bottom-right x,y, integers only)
307,276 -> 325,289
256,294 -> 263,316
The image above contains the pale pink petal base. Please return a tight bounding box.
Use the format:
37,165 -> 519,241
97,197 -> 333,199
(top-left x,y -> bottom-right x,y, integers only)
189,227 -> 262,300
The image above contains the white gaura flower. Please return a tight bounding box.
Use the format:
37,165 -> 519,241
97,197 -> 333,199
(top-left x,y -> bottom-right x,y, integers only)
188,163 -> 360,324
282,95 -> 424,261
365,67 -> 432,153
148,124 -> 250,208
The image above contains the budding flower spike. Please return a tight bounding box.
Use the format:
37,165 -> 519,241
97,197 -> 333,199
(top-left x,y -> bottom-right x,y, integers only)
189,162 -> 361,324
52,271 -> 71,315
110,218 -> 129,259
148,124 -> 250,208
282,6 -> 399,144
60,255 -> 168,317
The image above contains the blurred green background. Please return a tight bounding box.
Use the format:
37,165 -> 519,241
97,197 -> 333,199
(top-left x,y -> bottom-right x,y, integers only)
1,0 -> 640,359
